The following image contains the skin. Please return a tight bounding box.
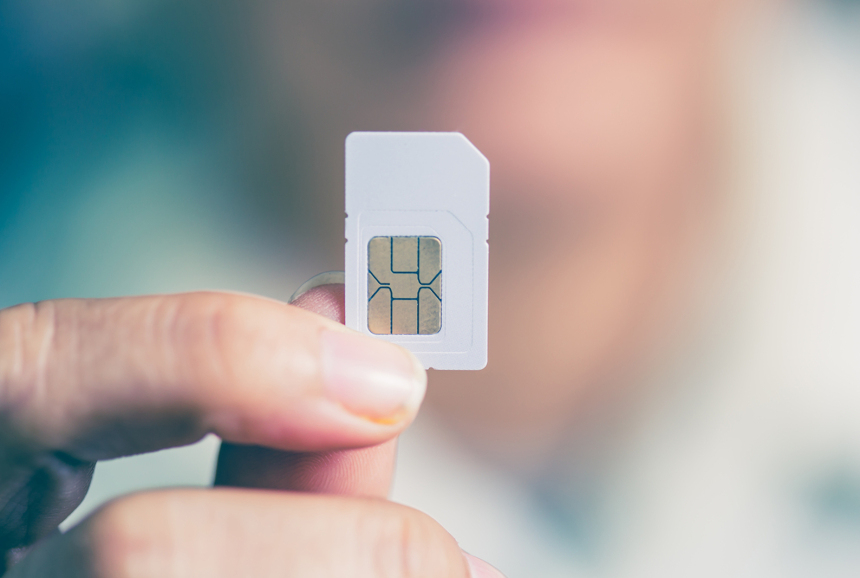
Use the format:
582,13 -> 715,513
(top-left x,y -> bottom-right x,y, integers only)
0,0 -> 769,574
0,289 -> 503,577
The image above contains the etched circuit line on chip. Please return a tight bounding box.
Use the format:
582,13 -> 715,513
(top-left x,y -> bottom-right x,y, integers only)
368,236 -> 442,336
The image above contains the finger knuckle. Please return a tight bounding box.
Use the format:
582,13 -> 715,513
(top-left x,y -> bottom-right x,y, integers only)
362,504 -> 464,578
0,301 -> 57,420
158,293 -> 236,382
162,293 -> 287,386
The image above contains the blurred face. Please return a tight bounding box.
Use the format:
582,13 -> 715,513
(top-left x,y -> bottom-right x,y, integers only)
256,0 -> 746,468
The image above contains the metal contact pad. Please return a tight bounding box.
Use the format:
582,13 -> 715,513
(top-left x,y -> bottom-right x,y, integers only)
368,236 -> 442,335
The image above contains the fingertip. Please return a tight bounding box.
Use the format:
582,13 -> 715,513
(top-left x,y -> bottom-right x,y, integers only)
289,274 -> 427,424
319,329 -> 426,423
289,273 -> 345,324
215,439 -> 397,497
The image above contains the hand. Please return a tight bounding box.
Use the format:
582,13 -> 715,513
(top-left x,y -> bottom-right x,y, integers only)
0,288 -> 504,577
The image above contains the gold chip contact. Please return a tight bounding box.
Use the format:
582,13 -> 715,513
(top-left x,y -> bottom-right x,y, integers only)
368,236 -> 442,335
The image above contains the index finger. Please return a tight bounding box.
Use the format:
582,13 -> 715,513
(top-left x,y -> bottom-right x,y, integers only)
0,292 -> 426,463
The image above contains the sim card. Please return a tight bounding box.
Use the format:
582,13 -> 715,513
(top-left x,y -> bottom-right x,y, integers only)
345,132 -> 489,370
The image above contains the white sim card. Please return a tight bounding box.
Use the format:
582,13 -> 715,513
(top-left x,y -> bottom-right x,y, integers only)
344,132 -> 489,370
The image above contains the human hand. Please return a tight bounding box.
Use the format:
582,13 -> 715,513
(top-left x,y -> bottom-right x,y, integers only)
0,288 -> 504,577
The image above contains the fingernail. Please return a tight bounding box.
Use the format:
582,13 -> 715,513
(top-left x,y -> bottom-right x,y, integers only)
320,330 -> 426,422
464,553 -> 507,578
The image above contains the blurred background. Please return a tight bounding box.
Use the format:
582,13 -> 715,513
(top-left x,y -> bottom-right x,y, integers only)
3,1 -> 860,576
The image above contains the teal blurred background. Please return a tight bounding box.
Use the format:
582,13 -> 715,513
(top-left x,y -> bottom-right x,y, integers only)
0,1 -> 334,310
